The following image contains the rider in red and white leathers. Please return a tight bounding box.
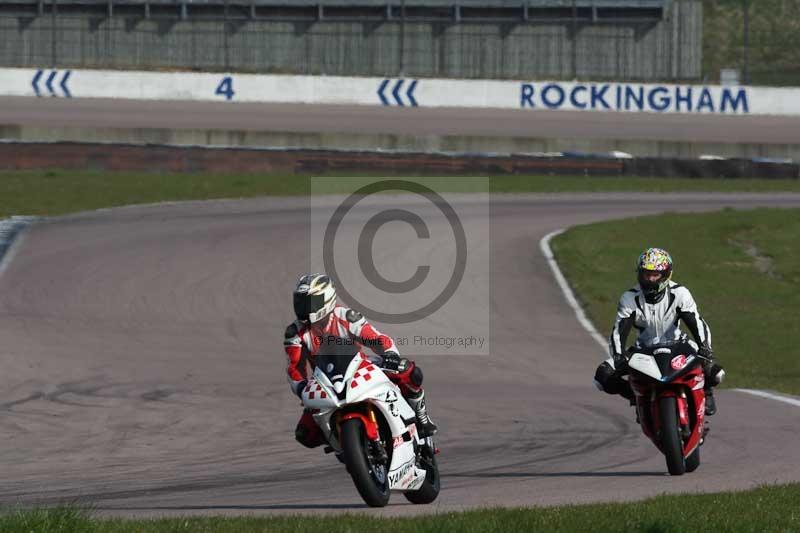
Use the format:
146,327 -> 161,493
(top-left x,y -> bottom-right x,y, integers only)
594,248 -> 725,415
285,274 -> 437,448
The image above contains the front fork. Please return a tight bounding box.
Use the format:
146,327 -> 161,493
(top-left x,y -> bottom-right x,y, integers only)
676,392 -> 691,439
338,404 -> 387,463
646,389 -> 691,441
338,404 -> 380,440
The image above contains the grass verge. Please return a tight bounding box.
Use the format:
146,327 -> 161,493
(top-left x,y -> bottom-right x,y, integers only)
2,483 -> 799,532
551,207 -> 800,394
2,170 -> 800,218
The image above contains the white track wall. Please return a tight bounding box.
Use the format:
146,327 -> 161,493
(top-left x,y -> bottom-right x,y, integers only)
2,67 -> 799,116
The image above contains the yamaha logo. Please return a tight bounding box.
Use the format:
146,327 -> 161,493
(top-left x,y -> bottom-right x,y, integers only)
388,462 -> 415,485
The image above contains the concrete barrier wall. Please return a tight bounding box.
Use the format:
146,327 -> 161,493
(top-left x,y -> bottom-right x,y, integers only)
3,66 -> 800,116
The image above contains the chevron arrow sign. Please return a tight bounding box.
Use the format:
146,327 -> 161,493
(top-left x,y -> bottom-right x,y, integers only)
377,79 -> 418,107
32,69 -> 72,98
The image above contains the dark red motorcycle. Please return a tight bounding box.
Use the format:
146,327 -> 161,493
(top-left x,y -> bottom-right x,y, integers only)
627,341 -> 709,476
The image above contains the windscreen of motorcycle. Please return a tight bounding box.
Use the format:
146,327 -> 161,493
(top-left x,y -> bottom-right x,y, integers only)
656,353 -> 699,382
315,342 -> 361,389
630,351 -> 699,382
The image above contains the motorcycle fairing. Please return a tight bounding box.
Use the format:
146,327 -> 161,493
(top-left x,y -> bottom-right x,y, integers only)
630,364 -> 706,459
629,352 -> 662,380
629,351 -> 699,383
301,376 -> 339,410
303,353 -> 427,492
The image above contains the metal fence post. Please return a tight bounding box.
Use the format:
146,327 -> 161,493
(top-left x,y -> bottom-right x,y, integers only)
50,0 -> 57,67
671,0 -> 680,81
224,0 -> 230,70
399,0 -> 406,76
571,0 -> 577,79
742,0 -> 750,84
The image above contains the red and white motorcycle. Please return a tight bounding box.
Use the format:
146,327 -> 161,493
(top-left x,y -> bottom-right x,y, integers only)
627,340 -> 713,476
301,345 -> 440,507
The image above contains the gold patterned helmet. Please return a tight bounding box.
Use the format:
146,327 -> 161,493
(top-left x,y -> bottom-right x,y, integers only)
293,273 -> 337,323
637,248 -> 673,300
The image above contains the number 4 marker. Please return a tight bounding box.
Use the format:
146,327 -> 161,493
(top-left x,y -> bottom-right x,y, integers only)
215,76 -> 235,101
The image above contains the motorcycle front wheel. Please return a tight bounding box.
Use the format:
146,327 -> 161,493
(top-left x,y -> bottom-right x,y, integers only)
341,418 -> 390,507
404,445 -> 440,504
685,447 -> 700,472
659,396 -> 687,476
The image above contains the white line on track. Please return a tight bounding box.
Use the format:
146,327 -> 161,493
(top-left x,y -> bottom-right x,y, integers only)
539,228 -> 800,409
734,389 -> 800,408
539,229 -> 607,350
0,216 -> 37,279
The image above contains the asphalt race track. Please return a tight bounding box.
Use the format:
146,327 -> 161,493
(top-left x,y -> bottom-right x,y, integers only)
1,192 -> 800,516
3,95 -> 800,144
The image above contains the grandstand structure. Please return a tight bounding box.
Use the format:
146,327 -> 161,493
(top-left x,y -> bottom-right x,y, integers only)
0,0 -> 701,80
0,0 -> 670,22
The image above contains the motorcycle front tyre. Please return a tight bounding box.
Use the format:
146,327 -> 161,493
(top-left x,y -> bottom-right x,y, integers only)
341,418 -> 391,507
659,396 -> 687,476
404,450 -> 440,504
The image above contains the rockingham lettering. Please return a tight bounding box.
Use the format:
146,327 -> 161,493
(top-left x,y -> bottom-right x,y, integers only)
675,87 -> 693,112
591,84 -> 611,109
570,85 -> 588,109
721,88 -> 749,113
648,86 -> 670,112
624,86 -> 643,111
697,88 -> 714,112
519,83 -> 749,114
520,83 -> 535,108
541,83 -> 566,109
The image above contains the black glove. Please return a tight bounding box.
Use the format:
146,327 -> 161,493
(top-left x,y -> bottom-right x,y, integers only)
612,351 -> 629,372
698,345 -> 714,360
294,380 -> 308,398
382,351 -> 402,372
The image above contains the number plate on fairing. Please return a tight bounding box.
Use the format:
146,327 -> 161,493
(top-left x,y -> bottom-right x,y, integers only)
629,353 -> 662,380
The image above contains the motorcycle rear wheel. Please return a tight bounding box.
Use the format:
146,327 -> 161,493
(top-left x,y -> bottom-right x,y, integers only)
341,418 -> 390,507
659,396 -> 686,476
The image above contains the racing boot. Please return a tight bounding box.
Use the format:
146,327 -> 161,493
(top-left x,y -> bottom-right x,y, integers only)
704,387 -> 717,416
703,362 -> 725,416
406,389 -> 438,437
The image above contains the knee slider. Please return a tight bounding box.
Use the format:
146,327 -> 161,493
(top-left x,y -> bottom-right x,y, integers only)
594,362 -> 623,395
295,418 -> 323,448
295,425 -> 323,448
704,362 -> 725,386
294,424 -> 311,446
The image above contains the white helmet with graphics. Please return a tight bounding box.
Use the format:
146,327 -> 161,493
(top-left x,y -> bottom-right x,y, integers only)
293,273 -> 337,324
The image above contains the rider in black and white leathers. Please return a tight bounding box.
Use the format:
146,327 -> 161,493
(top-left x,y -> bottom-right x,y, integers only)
608,280 -> 710,365
595,280 -> 725,415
